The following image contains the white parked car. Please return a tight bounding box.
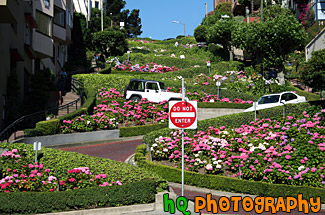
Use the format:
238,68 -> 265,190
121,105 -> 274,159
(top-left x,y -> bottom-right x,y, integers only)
244,92 -> 306,112
124,79 -> 184,103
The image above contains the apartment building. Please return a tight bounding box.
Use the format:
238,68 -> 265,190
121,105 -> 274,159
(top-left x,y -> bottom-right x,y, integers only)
0,0 -> 36,130
0,0 -> 73,131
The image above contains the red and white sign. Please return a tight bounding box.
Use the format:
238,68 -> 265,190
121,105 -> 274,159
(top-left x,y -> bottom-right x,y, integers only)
169,101 -> 197,129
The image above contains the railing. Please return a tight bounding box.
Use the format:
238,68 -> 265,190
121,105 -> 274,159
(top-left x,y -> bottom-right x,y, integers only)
0,77 -> 85,143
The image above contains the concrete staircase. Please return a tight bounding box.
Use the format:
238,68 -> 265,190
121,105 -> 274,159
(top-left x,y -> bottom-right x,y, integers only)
57,92 -> 81,117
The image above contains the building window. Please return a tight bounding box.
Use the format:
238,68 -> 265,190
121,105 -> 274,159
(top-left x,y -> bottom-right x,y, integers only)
24,23 -> 31,45
95,1 -> 99,8
36,10 -> 52,37
44,0 -> 50,8
54,6 -> 66,28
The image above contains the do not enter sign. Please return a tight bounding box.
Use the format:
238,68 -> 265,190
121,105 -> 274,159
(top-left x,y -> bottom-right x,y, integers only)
169,101 -> 197,129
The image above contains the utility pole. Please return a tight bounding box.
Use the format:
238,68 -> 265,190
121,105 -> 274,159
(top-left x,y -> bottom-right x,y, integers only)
205,2 -> 208,17
260,0 -> 263,22
101,0 -> 103,31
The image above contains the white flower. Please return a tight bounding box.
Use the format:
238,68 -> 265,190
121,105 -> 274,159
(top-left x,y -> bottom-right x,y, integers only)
180,55 -> 185,59
87,121 -> 91,125
152,143 -> 158,147
298,166 -> 305,171
217,160 -> 222,163
163,148 -> 168,152
151,147 -> 154,151
216,164 -> 222,169
213,161 -> 218,165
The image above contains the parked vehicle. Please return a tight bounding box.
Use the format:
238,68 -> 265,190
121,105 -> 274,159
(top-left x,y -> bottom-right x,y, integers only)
244,92 -> 306,112
124,79 -> 185,103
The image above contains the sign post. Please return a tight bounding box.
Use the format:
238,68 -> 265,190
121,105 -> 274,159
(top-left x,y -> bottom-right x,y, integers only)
169,79 -> 197,196
33,141 -> 41,164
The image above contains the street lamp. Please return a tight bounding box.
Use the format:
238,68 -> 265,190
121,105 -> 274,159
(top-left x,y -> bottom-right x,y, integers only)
216,81 -> 221,99
172,20 -> 185,37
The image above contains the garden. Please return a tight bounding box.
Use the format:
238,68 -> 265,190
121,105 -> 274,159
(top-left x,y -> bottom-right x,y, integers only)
1,33 -> 324,213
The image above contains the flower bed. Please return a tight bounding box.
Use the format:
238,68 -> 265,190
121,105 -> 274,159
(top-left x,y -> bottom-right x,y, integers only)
115,61 -> 180,73
0,143 -> 165,193
150,108 -> 325,187
60,88 -> 169,133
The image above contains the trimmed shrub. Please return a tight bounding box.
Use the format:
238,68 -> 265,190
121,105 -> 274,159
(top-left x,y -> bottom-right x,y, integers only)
197,102 -> 251,109
119,123 -> 168,137
34,119 -> 60,136
136,153 -> 325,203
0,179 -> 156,214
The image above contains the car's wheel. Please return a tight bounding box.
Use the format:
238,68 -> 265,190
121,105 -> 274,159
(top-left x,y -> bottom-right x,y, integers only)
130,96 -> 141,102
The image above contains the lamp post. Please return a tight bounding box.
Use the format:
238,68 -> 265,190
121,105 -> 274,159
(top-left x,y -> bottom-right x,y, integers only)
172,20 -> 185,37
101,0 -> 103,31
216,81 -> 221,99
110,13 -> 113,27
205,2 -> 208,17
207,61 -> 211,74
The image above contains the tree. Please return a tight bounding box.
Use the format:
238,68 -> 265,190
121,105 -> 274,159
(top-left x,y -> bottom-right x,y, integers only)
194,25 -> 208,42
207,18 -> 238,60
89,8 -> 110,33
125,9 -> 142,38
106,0 -> 126,16
301,49 -> 325,94
92,30 -> 128,57
232,5 -> 306,71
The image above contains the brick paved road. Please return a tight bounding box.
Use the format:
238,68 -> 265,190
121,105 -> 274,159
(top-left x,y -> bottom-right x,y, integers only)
59,139 -> 143,162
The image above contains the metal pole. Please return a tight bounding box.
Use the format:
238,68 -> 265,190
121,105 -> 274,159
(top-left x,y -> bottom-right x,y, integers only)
217,86 -> 220,99
261,0 -> 263,22
101,0 -> 103,31
254,102 -> 257,121
183,23 -> 186,37
181,78 -> 185,197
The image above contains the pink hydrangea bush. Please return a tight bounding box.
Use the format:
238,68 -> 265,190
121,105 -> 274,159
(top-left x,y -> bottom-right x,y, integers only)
0,149 -> 122,192
151,109 -> 325,187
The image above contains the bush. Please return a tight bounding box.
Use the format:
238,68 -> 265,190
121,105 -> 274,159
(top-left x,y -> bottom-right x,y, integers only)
136,150 -> 325,203
143,102 -> 311,145
34,119 -> 60,136
0,179 -> 157,214
213,61 -> 244,73
197,102 -> 251,109
120,123 -> 168,137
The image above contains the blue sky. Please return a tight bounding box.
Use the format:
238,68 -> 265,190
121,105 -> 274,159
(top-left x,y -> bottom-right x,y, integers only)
124,0 -> 214,40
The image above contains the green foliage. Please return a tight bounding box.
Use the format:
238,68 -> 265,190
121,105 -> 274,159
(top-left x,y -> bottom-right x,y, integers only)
35,119 -> 60,136
143,102 -> 311,145
301,49 -> 325,92
0,179 -> 156,214
0,142 -> 163,187
89,8 -> 111,33
207,19 -> 238,60
194,25 -> 208,42
233,5 -> 306,70
92,30 -> 128,57
98,64 -> 112,74
120,123 -> 168,137
136,150 -> 325,203
68,12 -> 90,68
197,102 -> 251,109
214,2 -> 232,13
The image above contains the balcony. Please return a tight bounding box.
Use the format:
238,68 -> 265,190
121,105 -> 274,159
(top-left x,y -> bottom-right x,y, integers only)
53,23 -> 66,43
32,31 -> 53,58
0,0 -> 18,23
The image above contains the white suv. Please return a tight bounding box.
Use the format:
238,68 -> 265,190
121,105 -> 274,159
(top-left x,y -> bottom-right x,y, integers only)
124,79 -> 184,103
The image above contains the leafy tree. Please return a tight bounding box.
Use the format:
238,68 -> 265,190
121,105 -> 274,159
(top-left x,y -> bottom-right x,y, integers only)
106,0 -> 126,16
92,30 -> 128,57
89,8 -> 111,33
207,18 -> 238,60
232,5 -> 306,70
194,25 -> 208,42
301,49 -> 325,93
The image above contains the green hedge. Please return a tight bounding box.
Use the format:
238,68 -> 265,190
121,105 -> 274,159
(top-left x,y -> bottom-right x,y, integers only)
136,147 -> 325,203
119,123 -> 168,137
143,102 -> 311,145
0,179 -> 156,214
197,102 -> 251,109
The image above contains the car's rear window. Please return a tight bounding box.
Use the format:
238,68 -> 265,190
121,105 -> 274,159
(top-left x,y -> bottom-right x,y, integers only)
258,95 -> 280,104
129,81 -> 144,91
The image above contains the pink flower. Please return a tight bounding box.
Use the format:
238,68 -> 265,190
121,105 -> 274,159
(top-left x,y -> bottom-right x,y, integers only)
311,167 -> 317,173
285,155 -> 291,160
69,178 -> 76,183
45,169 -> 51,173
